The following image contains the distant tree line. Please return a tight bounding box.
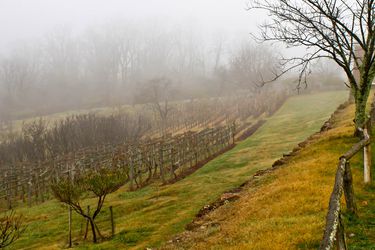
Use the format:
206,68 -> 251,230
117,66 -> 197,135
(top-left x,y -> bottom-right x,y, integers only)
0,21 -> 344,129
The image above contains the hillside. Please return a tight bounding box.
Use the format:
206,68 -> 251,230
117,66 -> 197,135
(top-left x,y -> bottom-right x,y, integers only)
163,95 -> 375,249
7,91 -> 347,250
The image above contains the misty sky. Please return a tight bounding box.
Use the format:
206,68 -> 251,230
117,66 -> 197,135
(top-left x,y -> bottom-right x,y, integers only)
0,0 -> 267,50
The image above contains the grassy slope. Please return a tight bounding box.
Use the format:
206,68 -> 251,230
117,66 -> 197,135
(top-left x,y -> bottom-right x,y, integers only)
169,96 -> 375,249
8,91 -> 347,250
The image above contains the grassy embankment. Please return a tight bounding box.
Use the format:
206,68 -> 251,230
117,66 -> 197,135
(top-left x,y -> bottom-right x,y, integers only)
7,91 -> 347,250
165,95 -> 375,249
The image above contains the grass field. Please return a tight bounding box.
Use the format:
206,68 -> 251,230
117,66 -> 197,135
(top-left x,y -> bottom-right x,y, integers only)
6,91 -> 348,250
163,94 -> 375,249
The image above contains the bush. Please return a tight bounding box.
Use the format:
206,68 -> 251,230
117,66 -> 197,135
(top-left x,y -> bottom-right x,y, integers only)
0,210 -> 27,248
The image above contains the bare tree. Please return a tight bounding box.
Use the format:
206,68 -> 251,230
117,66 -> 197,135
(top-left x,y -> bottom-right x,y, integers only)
51,168 -> 125,243
135,77 -> 175,137
228,42 -> 281,93
249,0 -> 375,132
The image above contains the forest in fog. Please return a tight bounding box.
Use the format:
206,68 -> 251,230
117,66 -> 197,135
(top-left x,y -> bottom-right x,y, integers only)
0,20 -> 344,128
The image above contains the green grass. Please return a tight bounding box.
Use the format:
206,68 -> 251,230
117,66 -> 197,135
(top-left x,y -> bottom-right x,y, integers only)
160,92 -> 375,250
6,91 -> 348,250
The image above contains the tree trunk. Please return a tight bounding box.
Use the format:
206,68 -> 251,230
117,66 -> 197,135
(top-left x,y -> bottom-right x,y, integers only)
354,70 -> 373,134
348,88 -> 355,104
354,94 -> 367,134
89,218 -> 97,243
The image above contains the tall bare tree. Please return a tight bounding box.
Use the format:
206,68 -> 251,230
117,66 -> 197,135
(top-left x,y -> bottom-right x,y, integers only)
249,0 -> 375,132
229,42 -> 281,93
134,77 -> 175,137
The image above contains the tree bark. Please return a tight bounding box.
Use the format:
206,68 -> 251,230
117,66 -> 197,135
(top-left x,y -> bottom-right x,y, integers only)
348,88 -> 355,104
89,218 -> 97,243
354,94 -> 367,133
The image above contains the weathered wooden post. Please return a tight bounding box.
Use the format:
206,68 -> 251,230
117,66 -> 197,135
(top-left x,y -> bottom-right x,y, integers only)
159,144 -> 165,184
170,146 -> 175,179
68,206 -> 72,248
6,187 -> 11,210
336,214 -> 347,250
129,152 -> 135,191
343,161 -> 357,215
232,122 -> 236,144
4,171 -> 11,210
109,206 -> 115,237
27,178 -> 32,207
363,119 -> 372,184
320,158 -> 346,250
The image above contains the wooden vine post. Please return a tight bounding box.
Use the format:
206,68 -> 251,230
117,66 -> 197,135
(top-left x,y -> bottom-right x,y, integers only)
68,206 -> 72,248
343,161 -> 357,214
0,122 -> 244,208
363,118 -> 372,184
129,151 -> 135,191
159,144 -> 165,184
110,206 -> 115,237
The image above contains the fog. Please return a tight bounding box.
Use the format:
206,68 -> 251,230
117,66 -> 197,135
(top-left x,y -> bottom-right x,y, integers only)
0,0 -> 258,50
0,0 -> 344,127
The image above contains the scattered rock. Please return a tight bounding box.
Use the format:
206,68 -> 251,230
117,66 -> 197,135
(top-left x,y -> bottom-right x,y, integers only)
320,121 -> 333,132
220,193 -> 240,202
185,222 -> 199,231
272,159 -> 286,167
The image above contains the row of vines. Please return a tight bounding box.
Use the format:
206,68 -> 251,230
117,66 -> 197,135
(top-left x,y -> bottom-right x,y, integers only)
0,89 -> 289,210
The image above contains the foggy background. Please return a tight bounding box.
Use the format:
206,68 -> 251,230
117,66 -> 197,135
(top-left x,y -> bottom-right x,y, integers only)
0,0 -> 344,126
0,0 -> 258,50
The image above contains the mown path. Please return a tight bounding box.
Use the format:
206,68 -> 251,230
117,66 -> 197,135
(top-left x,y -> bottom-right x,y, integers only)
9,91 -> 347,250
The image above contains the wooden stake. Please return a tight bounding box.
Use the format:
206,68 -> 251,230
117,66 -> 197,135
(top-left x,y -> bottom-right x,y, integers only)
336,214 -> 347,250
27,179 -> 32,208
68,206 -> 72,248
343,161 -> 357,215
363,126 -> 371,184
109,206 -> 115,237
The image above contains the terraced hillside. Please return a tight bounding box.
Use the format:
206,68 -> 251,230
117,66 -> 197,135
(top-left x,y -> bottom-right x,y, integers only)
164,96 -> 375,249
7,91 -> 347,250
